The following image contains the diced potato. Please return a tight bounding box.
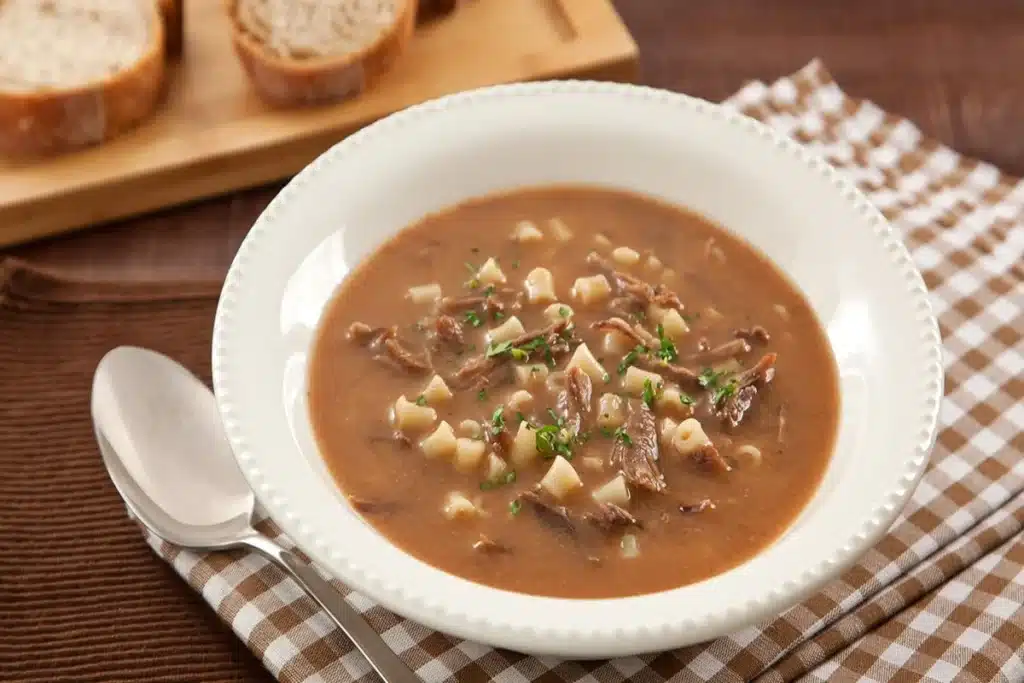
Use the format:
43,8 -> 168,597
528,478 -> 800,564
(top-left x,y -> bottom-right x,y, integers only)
476,257 -> 507,285
515,364 -> 548,386
597,393 -> 626,429
406,283 -> 442,304
507,389 -> 533,412
548,217 -> 573,242
421,375 -> 453,404
512,220 -> 544,243
570,274 -> 612,306
672,418 -> 712,456
442,492 -> 480,520
734,444 -> 763,467
645,254 -> 663,271
485,453 -> 508,481
580,456 -> 604,472
659,417 -> 678,448
660,309 -> 690,340
420,421 -> 457,459
391,395 -> 437,432
539,455 -> 582,500
509,422 -> 539,467
594,233 -> 612,250
524,267 -> 557,304
611,246 -> 640,266
620,533 -> 640,559
591,474 -> 630,507
487,315 -> 526,344
646,304 -> 669,325
458,419 -> 483,439
602,330 -> 633,355
622,366 -> 663,396
543,302 -> 573,324
566,343 -> 609,383
656,386 -> 694,417
454,438 -> 487,472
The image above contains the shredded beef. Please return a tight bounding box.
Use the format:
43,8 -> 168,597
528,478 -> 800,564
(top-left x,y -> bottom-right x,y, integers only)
611,400 -> 666,493
734,325 -> 771,344
584,502 -> 644,531
592,317 -> 656,348
556,366 -> 593,435
380,338 -> 432,374
518,490 -> 576,536
716,352 -> 778,427
684,338 -> 751,366
434,314 -> 465,347
679,498 -> 715,514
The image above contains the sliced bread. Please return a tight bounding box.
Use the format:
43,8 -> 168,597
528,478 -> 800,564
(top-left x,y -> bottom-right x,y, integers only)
0,0 -> 166,156
227,0 -> 416,107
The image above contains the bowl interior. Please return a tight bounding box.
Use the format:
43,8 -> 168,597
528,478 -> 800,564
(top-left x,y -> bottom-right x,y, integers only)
213,84 -> 939,657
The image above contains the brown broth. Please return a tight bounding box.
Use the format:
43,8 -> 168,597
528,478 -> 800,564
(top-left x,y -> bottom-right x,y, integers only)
308,186 -> 839,599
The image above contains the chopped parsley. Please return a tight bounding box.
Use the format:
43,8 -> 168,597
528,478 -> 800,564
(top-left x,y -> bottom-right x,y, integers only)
558,306 -> 570,318
480,470 -> 517,491
464,310 -> 482,328
698,367 -> 738,406
509,499 -> 522,515
414,394 -> 427,406
516,411 -> 527,424
617,344 -> 648,374
509,347 -> 528,361
613,426 -> 633,447
678,391 -> 696,406
654,324 -> 678,362
491,405 -> 506,433
698,367 -> 726,389
641,378 -> 663,408
485,340 -> 514,358
493,311 -> 506,321
711,379 -> 739,406
477,389 -> 487,401
483,284 -> 496,297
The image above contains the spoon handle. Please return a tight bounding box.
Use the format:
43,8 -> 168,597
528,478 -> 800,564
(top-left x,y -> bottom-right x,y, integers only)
241,534 -> 421,683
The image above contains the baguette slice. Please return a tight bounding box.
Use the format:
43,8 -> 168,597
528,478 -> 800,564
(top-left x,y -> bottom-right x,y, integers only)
0,0 -> 166,157
228,0 -> 417,107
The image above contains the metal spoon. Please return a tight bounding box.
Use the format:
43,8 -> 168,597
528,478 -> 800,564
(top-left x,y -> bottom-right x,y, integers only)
91,346 -> 420,683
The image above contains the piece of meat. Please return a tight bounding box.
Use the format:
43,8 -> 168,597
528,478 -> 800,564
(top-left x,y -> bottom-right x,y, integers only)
438,295 -> 487,313
717,352 -> 777,427
679,498 -> 715,514
518,490 -> 576,536
584,502 -> 644,531
608,296 -> 642,319
556,366 -> 593,435
684,338 -> 751,366
587,252 -> 685,313
592,317 -> 656,348
379,338 -> 432,374
692,443 -> 732,473
636,356 -> 701,387
347,322 -> 396,348
348,496 -> 400,515
610,400 -> 666,493
734,325 -> 771,344
368,430 -> 414,449
472,535 -> 511,554
448,320 -> 571,389
434,314 -> 464,347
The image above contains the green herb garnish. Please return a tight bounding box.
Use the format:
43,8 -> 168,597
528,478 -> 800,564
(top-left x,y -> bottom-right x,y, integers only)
483,284 -> 496,297
477,389 -> 487,401
480,470 -> 517,491
559,306 -> 570,318
678,391 -> 696,406
698,367 -> 725,389
711,379 -> 739,406
509,348 -> 528,361
491,405 -> 506,433
493,311 -> 506,321
655,324 -> 678,362
414,395 -> 427,406
641,378 -> 663,408
464,310 -> 482,328
509,499 -> 522,515
486,340 -> 514,358
613,426 -> 632,447
516,411 -> 527,424
617,344 -> 648,374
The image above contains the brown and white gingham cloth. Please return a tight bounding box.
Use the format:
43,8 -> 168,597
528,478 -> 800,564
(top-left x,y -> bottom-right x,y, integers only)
144,61 -> 1024,683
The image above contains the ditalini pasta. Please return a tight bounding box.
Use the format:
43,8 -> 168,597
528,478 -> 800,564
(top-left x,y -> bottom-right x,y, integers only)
308,185 -> 839,599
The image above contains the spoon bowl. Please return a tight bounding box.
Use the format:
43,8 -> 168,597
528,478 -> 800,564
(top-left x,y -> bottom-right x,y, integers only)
91,346 -> 421,683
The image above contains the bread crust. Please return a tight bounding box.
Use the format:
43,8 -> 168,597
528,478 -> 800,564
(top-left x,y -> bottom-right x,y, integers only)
0,2 -> 167,157
158,0 -> 184,58
227,0 -> 417,107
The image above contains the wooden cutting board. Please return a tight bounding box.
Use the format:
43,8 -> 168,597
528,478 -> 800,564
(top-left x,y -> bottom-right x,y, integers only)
0,0 -> 638,248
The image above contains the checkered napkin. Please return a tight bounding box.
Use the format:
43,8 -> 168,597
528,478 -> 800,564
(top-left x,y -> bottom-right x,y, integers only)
144,61 -> 1024,683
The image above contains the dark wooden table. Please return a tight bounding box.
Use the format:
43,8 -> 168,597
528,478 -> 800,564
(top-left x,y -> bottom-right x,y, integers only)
8,0 -> 1024,281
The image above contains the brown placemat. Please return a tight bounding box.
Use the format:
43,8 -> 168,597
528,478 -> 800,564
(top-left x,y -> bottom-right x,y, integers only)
0,260 -> 273,683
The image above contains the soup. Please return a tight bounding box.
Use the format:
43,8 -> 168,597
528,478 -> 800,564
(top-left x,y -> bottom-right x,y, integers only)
308,186 -> 839,599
